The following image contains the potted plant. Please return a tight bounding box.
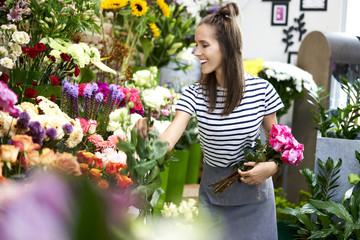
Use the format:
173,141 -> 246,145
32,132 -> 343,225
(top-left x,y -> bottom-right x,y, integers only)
278,154 -> 360,239
308,78 -> 360,202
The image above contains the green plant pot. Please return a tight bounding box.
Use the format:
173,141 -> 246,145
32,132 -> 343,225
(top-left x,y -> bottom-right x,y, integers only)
185,143 -> 202,184
277,221 -> 297,240
153,165 -> 170,215
165,149 -> 189,205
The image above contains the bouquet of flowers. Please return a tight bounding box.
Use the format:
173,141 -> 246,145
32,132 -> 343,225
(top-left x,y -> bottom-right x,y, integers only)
209,124 -> 304,194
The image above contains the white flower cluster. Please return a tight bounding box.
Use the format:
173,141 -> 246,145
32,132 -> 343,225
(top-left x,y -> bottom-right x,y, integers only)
95,148 -> 127,165
176,0 -> 219,23
262,61 -> 317,93
142,86 -> 172,110
0,97 -> 83,148
107,108 -> 143,140
0,24 -> 30,69
132,67 -> 158,89
175,47 -> 197,67
161,198 -> 199,222
40,37 -> 116,75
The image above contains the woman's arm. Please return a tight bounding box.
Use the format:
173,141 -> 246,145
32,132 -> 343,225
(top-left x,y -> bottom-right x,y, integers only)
135,110 -> 191,152
238,112 -> 278,185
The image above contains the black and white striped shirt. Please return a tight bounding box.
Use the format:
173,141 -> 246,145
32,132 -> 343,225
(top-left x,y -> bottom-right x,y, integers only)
176,75 -> 284,168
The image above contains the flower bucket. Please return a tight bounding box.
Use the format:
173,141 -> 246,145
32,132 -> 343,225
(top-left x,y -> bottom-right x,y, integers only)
165,149 -> 189,205
185,143 -> 202,184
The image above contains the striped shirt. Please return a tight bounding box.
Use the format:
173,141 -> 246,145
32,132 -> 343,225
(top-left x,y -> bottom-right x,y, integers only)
176,74 -> 284,168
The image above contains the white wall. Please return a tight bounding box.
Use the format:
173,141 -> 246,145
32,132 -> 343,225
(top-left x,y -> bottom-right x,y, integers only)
231,0 -> 346,62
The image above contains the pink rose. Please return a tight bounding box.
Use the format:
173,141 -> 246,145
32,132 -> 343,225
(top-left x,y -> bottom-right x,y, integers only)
76,117 -> 90,134
269,124 -> 292,138
160,109 -> 170,116
88,119 -> 98,134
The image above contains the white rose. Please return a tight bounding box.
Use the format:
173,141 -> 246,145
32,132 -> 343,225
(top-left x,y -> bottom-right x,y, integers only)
155,86 -> 172,100
0,57 -> 14,69
0,47 -> 8,57
142,89 -> 165,109
176,47 -> 196,64
153,120 -> 171,134
133,70 -> 154,88
12,31 -> 30,44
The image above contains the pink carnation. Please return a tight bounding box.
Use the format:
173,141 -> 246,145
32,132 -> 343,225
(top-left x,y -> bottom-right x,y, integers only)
0,82 -> 18,115
87,134 -> 104,146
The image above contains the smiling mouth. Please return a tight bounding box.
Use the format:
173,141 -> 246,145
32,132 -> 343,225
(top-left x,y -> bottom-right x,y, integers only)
200,59 -> 208,64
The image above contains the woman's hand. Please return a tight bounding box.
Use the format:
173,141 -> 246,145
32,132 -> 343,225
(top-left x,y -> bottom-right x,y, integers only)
134,118 -> 150,138
238,161 -> 278,185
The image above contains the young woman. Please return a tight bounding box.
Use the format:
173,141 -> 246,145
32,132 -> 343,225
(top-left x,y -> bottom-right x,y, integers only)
136,2 -> 283,239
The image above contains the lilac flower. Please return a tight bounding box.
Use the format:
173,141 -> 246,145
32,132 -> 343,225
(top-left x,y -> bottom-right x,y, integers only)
46,128 -> 57,140
62,123 -> 73,134
96,82 -> 109,99
28,121 -> 46,139
0,81 -> 18,115
7,5 -> 24,22
17,111 -> 30,130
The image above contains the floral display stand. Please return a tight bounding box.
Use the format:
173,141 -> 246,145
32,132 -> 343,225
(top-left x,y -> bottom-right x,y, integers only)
315,136 -> 360,202
165,149 -> 189,205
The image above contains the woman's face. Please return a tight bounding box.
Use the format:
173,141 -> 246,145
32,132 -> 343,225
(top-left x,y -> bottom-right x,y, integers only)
194,24 -> 223,77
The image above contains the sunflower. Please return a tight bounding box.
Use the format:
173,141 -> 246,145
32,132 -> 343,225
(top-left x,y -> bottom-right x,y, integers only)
101,0 -> 129,10
156,0 -> 170,17
149,23 -> 160,37
130,0 -> 148,17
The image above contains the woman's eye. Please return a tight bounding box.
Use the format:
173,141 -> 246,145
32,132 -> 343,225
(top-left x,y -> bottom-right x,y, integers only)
203,45 -> 208,48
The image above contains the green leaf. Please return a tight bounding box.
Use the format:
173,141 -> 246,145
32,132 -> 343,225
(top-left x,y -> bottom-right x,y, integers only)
148,139 -> 169,160
309,199 -> 353,222
116,140 -> 135,153
150,187 -> 164,207
147,165 -> 160,183
134,160 -> 157,176
348,174 -> 360,185
139,37 -> 154,64
78,67 -> 95,84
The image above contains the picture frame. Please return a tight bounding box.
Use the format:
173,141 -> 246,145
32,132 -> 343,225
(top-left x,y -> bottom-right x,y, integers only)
287,51 -> 298,65
300,0 -> 327,11
271,3 -> 288,26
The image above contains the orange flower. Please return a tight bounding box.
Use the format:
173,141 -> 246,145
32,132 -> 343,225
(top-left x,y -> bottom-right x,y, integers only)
90,156 -> 104,169
26,150 -> 40,166
76,150 -> 94,163
97,179 -> 109,190
0,145 -> 20,163
11,135 -> 40,152
80,163 -> 90,177
39,148 -> 56,166
0,162 -> 8,184
115,173 -> 133,190
106,161 -> 127,175
90,168 -> 102,182
54,152 -> 82,176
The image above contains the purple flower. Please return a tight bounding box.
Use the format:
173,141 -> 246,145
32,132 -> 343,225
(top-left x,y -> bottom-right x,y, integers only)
46,128 -> 58,140
84,84 -> 93,99
0,82 -> 18,115
17,111 -> 30,129
96,82 -> 109,99
62,123 -> 73,134
95,92 -> 104,103
7,5 -> 24,22
28,121 -> 45,139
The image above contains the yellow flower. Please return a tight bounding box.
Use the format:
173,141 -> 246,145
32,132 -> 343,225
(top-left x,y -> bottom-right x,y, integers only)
101,0 -> 129,10
130,0 -> 148,17
243,59 -> 264,77
149,23 -> 160,37
157,0 -> 170,17
0,145 -> 20,163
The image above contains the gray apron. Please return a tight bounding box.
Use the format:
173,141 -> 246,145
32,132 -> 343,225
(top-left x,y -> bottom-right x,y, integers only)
198,162 -> 278,240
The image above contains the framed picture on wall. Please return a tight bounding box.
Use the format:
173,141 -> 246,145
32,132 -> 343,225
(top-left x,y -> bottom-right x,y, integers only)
287,51 -> 298,65
300,0 -> 327,11
271,3 -> 288,26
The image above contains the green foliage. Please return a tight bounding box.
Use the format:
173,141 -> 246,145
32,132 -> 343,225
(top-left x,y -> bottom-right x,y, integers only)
308,78 -> 360,139
116,128 -> 175,217
174,115 -> 199,150
301,157 -> 342,201
139,4 -> 196,69
279,155 -> 360,239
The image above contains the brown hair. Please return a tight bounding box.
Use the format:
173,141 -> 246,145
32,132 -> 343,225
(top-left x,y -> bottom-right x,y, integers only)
198,2 -> 245,116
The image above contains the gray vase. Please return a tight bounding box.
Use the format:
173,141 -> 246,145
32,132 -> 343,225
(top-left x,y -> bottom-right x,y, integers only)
315,136 -> 360,202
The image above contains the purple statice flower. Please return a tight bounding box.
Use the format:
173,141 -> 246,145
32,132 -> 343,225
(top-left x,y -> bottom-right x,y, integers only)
62,123 -> 73,134
95,82 -> 109,99
17,111 -> 30,130
60,80 -> 71,112
46,128 -> 58,140
69,85 -> 79,118
92,92 -> 104,119
7,5 -> 24,22
0,81 -> 18,115
28,121 -> 46,139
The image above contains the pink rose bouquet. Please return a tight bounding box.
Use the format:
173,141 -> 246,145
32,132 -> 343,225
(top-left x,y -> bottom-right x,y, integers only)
209,124 -> 304,194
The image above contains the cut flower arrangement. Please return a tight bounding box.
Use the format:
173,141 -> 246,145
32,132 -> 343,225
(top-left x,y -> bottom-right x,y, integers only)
209,124 -> 304,194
